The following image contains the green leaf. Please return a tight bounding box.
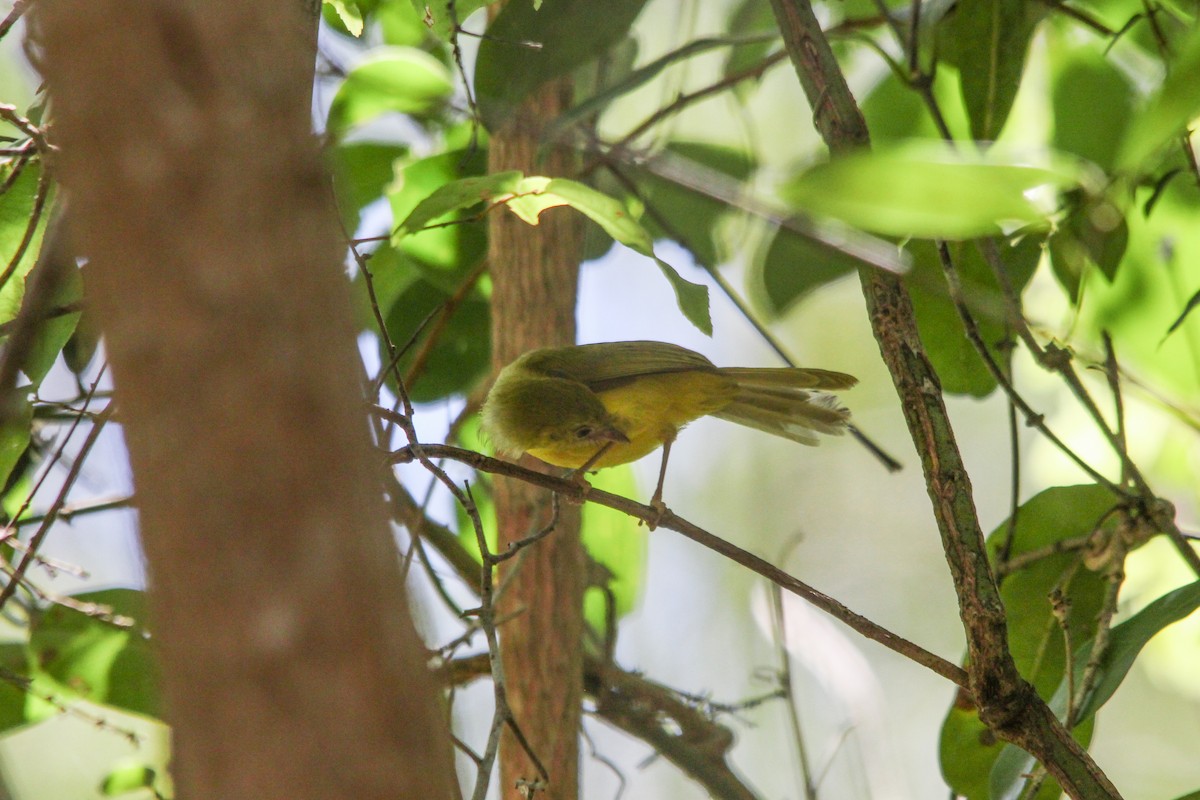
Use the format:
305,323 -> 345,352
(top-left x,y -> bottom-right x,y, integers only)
0,161 -> 47,327
387,149 -> 489,292
1048,191 -> 1128,301
327,47 -> 453,136
331,141 -> 410,229
22,257 -> 83,388
939,704 -> 1003,800
393,171 -> 524,240
1118,26 -> 1200,173
474,0 -> 648,128
324,0 -> 364,36
651,257 -> 712,335
531,178 -> 711,333
723,0 -> 778,96
989,730 -> 1089,800
991,486 -> 1114,691
0,395 -> 32,493
63,265 -> 100,376
418,0 -> 493,40
1052,49 -> 1133,172
1164,287 -> 1200,340
626,141 -> 756,269
939,0 -> 1045,140
1065,580 -> 1200,724
377,0 -> 430,47
862,69 -> 945,144
781,143 -> 1084,240
101,760 -> 158,796
29,589 -> 159,719
549,33 -> 777,139
581,464 -> 646,629
906,236 -> 1040,396
0,643 -> 31,733
755,221 -> 863,315
382,276 -> 490,402
542,178 -> 653,250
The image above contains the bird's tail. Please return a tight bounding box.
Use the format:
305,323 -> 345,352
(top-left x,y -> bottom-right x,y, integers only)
711,367 -> 856,446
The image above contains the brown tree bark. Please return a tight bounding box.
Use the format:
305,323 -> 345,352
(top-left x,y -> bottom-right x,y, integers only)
766,0 -> 1121,796
488,77 -> 586,799
34,1 -> 455,798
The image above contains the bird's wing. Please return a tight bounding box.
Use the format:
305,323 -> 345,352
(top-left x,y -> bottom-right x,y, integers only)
527,341 -> 718,391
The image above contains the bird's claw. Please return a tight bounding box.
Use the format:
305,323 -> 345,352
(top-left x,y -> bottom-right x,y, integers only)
643,496 -> 667,531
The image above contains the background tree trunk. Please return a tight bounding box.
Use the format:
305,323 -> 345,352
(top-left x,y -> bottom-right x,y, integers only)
34,1 -> 455,797
488,77 -> 586,800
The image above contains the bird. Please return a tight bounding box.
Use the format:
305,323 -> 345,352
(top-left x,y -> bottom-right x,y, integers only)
480,340 -> 859,517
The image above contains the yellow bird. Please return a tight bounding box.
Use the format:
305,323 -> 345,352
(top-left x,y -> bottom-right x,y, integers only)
480,341 -> 859,512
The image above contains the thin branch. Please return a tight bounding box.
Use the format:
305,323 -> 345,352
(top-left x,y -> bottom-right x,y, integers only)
765,0 -> 1121,795
391,441 -> 968,688
0,383 -> 111,614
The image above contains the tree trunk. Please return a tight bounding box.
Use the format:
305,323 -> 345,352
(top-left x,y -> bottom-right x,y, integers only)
34,1 -> 455,798
488,76 -> 586,800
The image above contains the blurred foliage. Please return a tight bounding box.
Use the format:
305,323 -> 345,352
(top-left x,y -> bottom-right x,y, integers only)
0,0 -> 1198,796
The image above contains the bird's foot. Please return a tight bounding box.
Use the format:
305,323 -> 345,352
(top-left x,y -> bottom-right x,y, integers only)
563,468 -> 593,505
642,495 -> 668,531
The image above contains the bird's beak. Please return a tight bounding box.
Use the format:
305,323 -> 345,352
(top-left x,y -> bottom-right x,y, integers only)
592,425 -> 629,444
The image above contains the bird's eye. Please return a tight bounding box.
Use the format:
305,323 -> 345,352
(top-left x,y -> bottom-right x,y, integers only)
575,426 -> 593,439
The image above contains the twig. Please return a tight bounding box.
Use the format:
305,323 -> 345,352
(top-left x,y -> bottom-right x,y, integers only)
0,368 -> 109,614
391,442 -> 968,688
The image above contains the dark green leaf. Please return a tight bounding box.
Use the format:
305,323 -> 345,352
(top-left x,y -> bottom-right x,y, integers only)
0,643 -> 31,733
0,161 -> 47,327
0,396 -> 32,494
550,33 -> 776,139
582,464 -> 646,631
22,260 -> 82,388
781,143 -> 1082,240
387,149 -> 489,292
327,47 -> 453,135
627,141 -> 755,269
939,0 -> 1045,140
906,236 -> 1040,396
1052,49 -> 1133,172
861,70 -> 943,144
419,0 -> 492,41
393,171 -> 523,239
63,280 -> 100,376
331,141 -> 409,230
1118,26 -> 1200,172
1164,287 -> 1200,340
1068,580 -> 1200,723
30,589 -> 159,718
1048,191 -> 1128,302
652,257 -> 712,335
474,0 -> 647,128
756,221 -> 863,315
723,0 -> 777,95
990,486 -> 1115,691
939,704 -> 1003,800
383,277 -> 490,402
